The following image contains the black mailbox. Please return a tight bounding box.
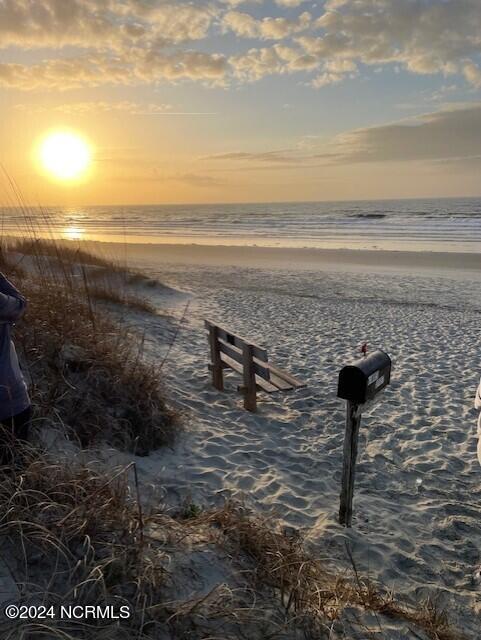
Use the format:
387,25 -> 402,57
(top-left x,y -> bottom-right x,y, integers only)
337,350 -> 391,404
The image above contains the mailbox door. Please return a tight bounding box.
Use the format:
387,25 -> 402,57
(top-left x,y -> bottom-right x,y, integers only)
337,367 -> 368,404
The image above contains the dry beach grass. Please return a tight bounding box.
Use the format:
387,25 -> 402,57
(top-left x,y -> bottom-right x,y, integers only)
0,451 -> 466,639
1,239 -> 175,454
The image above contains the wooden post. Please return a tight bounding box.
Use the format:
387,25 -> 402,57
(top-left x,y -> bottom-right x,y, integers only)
208,325 -> 224,391
242,343 -> 257,412
339,400 -> 362,527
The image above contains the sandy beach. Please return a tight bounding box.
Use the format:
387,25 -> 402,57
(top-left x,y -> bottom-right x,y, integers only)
1,232 -> 480,637
78,241 -> 480,635
85,240 -> 481,275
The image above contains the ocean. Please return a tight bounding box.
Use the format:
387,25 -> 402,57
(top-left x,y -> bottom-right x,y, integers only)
2,197 -> 481,253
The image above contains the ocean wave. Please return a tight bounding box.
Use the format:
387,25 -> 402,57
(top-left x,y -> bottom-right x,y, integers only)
1,198 -> 481,252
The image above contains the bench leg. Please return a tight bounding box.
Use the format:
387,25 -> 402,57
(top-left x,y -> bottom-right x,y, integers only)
242,343 -> 257,412
208,326 -> 224,391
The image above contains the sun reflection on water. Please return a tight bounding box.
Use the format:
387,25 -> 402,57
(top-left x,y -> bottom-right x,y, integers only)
63,226 -> 85,241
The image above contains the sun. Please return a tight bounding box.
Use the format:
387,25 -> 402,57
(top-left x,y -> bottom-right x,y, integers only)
39,131 -> 91,181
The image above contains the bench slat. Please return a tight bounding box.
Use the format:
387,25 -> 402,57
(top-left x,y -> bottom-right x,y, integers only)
205,320 -> 268,362
210,361 -> 301,394
269,372 -> 295,391
267,362 -> 306,389
219,355 -> 297,393
218,339 -> 271,380
219,354 -> 279,393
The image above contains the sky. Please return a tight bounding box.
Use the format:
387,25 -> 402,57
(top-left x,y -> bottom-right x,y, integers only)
1,0 -> 481,206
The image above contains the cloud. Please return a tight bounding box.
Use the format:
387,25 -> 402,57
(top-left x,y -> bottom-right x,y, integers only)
0,49 -> 228,90
205,150 -> 299,163
463,63 -> 481,88
1,0 -> 481,91
0,56 -> 107,91
170,172 -> 225,187
275,0 -> 305,7
230,43 -> 318,81
311,71 -> 345,88
203,103 -> 481,170
14,100 -> 174,115
220,0 -> 262,6
0,0 -> 215,50
222,10 -> 311,40
331,103 -> 481,163
298,0 -> 481,87
0,0 -> 225,89
229,47 -> 286,81
203,148 -> 339,171
136,49 -> 228,83
309,59 -> 358,88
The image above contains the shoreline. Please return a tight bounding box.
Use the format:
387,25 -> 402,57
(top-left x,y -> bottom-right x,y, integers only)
5,235 -> 480,274
80,241 -> 481,276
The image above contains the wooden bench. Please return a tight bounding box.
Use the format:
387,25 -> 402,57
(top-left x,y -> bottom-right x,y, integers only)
205,320 -> 306,412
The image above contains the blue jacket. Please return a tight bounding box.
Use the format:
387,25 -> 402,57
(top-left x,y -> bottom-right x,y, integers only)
0,273 -> 30,420
476,378 -> 481,467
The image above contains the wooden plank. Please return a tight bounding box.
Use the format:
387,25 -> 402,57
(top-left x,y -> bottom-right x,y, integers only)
242,342 -> 257,412
269,372 -> 295,391
218,339 -> 271,381
217,342 -> 302,390
218,339 -> 242,363
339,401 -> 362,528
267,362 -> 306,388
220,354 -> 279,394
204,320 -> 268,362
208,324 -> 223,391
217,327 -> 268,363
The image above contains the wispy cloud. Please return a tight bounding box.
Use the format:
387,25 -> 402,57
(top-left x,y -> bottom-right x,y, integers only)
14,101 -> 217,116
204,150 -> 300,163
170,172 -> 225,187
332,103 -> 481,164
204,103 -> 481,168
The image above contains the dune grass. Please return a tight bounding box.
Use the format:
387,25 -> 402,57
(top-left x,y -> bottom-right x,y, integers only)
0,447 -> 466,640
88,283 -> 157,314
0,244 -> 25,278
8,237 -> 157,314
202,503 -> 467,640
10,237 -> 114,269
1,237 -> 176,454
0,448 -> 168,639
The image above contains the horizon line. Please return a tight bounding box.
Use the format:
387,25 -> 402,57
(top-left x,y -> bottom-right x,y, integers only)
2,194 -> 481,209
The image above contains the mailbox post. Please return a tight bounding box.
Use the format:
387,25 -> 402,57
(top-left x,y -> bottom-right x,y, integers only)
337,349 -> 392,527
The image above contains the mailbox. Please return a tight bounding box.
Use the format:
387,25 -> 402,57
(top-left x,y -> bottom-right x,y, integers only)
337,350 -> 391,404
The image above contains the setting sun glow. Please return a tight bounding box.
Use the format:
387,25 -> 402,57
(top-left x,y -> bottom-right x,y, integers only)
63,226 -> 85,241
39,131 -> 91,181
